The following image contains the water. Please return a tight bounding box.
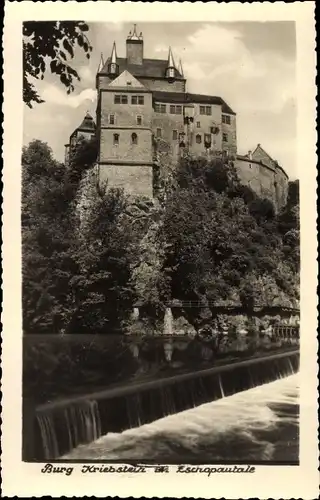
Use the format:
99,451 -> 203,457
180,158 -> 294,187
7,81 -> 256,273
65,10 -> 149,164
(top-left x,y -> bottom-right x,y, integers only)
37,400 -> 101,460
63,373 -> 299,463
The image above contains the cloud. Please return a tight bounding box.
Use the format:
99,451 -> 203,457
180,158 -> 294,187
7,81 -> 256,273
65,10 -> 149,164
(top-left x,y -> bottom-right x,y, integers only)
41,85 -> 97,108
78,66 -> 94,84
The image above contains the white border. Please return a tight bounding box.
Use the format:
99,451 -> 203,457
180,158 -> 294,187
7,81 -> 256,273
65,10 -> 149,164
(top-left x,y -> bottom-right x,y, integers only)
2,2 -> 318,498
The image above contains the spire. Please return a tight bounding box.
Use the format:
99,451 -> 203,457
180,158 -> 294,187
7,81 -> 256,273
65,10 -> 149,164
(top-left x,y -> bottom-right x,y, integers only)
178,58 -> 184,77
166,47 -> 176,81
111,41 -> 117,64
97,53 -> 105,73
107,41 -> 119,77
168,46 -> 175,69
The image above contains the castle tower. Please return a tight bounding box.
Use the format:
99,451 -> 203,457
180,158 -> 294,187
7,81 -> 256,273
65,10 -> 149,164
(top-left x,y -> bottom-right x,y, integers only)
64,112 -> 96,166
126,24 -> 143,65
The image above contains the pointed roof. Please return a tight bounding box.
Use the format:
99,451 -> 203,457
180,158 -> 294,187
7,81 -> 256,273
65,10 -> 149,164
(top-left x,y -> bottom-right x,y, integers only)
77,112 -> 96,133
110,41 -> 117,64
97,53 -> 105,73
167,46 -> 175,68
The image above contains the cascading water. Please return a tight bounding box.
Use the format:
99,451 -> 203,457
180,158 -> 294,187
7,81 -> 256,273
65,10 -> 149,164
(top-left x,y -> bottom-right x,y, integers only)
30,351 -> 299,461
36,399 -> 101,459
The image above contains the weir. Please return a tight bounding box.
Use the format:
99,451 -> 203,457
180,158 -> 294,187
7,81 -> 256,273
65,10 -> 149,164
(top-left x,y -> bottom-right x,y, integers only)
24,349 -> 299,461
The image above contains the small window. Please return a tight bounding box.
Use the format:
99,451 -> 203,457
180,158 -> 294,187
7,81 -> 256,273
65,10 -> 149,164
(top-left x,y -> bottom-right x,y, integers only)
109,114 -> 115,125
156,128 -> 162,138
222,114 -> 231,125
204,133 -> 211,143
196,121 -> 201,128
113,133 -> 119,145
131,133 -> 138,145
127,81 -> 132,86
131,95 -> 138,105
138,96 -> 144,105
114,95 -> 121,104
136,115 -> 142,126
176,105 -> 182,115
196,134 -> 202,144
205,106 -> 212,115
121,95 -> 128,104
172,130 -> 178,140
170,105 -> 175,114
223,133 -> 228,142
199,106 -> 206,115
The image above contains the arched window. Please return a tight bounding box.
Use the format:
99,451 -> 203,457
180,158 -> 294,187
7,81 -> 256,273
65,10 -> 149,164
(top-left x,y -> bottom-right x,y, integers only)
131,132 -> 138,145
113,133 -> 119,145
196,134 -> 202,144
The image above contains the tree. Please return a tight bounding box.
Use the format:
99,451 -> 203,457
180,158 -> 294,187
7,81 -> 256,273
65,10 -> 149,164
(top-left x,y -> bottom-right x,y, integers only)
23,21 -> 93,108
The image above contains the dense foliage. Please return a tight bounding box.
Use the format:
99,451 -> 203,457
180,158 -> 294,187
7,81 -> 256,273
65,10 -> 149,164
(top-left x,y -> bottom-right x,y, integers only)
22,140 -> 299,335
161,156 -> 299,318
23,21 -> 92,108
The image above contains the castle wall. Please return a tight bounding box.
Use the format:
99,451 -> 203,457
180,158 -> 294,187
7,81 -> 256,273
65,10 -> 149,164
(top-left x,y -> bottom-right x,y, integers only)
100,89 -> 153,129
100,128 -> 152,164
221,113 -> 237,156
99,164 -> 153,198
235,157 -> 288,210
191,103 -> 223,154
274,167 -> 289,209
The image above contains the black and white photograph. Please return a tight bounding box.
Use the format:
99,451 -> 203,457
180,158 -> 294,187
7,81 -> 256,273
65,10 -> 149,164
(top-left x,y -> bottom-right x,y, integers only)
2,2 -> 318,498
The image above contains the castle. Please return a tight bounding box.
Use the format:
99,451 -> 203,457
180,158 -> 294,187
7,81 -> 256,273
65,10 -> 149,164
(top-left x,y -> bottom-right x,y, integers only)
65,25 -> 288,208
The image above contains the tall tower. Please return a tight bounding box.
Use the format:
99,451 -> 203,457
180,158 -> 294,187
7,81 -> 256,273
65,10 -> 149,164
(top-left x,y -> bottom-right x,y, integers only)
126,24 -> 143,65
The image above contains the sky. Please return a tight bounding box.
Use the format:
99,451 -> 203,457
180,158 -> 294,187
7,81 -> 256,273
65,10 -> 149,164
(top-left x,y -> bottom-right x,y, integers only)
23,21 -> 297,178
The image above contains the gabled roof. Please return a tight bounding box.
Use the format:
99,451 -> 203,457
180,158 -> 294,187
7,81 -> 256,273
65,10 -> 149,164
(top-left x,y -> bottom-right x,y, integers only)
252,144 -> 275,163
152,91 -> 236,115
100,57 -> 184,79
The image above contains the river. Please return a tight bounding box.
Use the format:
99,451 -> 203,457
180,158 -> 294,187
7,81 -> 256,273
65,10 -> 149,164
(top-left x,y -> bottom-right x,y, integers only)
64,373 -> 299,463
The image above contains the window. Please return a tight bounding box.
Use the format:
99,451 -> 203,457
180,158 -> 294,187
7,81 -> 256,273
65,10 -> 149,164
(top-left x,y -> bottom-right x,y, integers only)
199,106 -> 212,115
156,128 -> 162,138
136,115 -> 142,126
204,133 -> 211,143
131,95 -> 144,105
172,130 -> 178,140
223,133 -> 228,142
222,114 -> 231,125
170,105 -> 182,115
155,103 -> 166,113
196,121 -> 201,128
109,114 -> 115,125
114,94 -> 128,104
131,133 -> 138,145
196,134 -> 202,144
127,81 -> 132,86
113,133 -> 119,145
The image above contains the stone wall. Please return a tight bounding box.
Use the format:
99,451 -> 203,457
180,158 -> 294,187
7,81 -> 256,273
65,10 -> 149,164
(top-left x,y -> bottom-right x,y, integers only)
235,156 -> 288,210
99,164 -> 153,198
